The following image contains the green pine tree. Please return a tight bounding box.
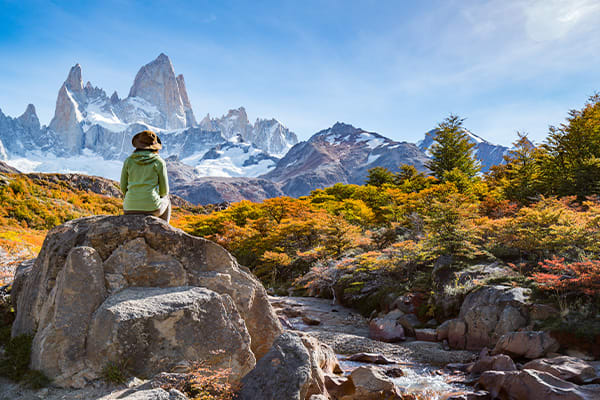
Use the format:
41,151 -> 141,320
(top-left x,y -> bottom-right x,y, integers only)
425,115 -> 480,181
366,166 -> 396,187
489,132 -> 541,203
538,94 -> 600,199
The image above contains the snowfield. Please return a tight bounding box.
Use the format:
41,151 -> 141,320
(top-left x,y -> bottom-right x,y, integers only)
5,150 -> 124,181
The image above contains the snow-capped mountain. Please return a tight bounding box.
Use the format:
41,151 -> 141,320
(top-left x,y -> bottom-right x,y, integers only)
0,54 -> 298,181
418,128 -> 509,173
262,122 -> 429,197
199,107 -> 297,156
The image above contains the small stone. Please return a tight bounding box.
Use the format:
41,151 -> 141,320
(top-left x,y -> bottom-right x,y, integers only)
302,316 -> 321,326
384,367 -> 405,378
347,352 -> 396,364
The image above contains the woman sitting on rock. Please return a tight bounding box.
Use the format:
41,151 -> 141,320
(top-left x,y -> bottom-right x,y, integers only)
120,130 -> 171,223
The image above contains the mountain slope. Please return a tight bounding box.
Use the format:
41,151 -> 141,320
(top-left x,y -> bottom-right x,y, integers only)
263,122 -> 429,197
165,156 -> 283,204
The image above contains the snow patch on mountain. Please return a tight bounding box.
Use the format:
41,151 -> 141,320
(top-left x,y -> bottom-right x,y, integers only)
191,140 -> 278,178
5,149 -> 124,181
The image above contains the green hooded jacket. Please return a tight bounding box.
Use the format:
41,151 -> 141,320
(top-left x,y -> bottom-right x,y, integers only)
120,151 -> 169,211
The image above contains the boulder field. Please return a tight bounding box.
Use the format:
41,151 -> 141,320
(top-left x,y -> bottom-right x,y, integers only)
10,215 -> 284,388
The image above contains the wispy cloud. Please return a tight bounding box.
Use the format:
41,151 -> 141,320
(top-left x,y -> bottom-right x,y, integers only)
1,0 -> 599,145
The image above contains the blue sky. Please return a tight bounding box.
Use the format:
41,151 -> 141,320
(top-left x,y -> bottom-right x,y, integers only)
1,0 -> 600,145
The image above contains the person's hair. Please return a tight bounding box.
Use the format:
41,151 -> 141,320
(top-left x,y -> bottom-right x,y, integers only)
134,148 -> 159,153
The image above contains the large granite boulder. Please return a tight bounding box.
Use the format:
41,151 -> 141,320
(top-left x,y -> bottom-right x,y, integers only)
85,287 -> 254,383
448,285 -> 530,350
11,215 -> 282,387
238,332 -> 330,400
492,331 -> 560,359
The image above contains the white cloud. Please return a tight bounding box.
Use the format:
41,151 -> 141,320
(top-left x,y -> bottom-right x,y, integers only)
522,0 -> 600,42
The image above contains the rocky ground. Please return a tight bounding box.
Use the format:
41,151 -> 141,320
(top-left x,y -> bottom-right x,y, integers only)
2,214 -> 600,400
270,295 -> 477,398
270,295 -> 476,366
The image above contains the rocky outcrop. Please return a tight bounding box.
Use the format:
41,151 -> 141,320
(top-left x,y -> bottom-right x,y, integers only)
128,53 -> 189,130
11,215 -> 282,387
479,369 -> 600,400
468,351 -> 517,376
449,285 -> 530,350
86,286 -> 254,382
120,388 -> 188,400
49,65 -> 85,153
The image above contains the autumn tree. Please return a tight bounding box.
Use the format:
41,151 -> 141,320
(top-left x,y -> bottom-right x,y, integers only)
538,94 -> 600,199
426,115 -> 481,182
394,164 -> 433,193
366,167 -> 396,187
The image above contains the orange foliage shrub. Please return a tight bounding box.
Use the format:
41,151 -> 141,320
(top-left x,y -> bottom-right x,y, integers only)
532,257 -> 600,297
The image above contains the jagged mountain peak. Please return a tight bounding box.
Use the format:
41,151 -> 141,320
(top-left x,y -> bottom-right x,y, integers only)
312,122 -> 388,148
156,52 -> 170,63
65,63 -> 83,92
313,122 -> 363,138
110,91 -> 119,104
20,103 -> 37,118
224,107 -> 249,120
263,123 -> 428,197
128,53 -> 177,98
17,104 -> 40,130
127,53 -> 191,129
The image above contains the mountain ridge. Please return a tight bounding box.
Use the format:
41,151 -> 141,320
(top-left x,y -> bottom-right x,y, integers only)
0,54 -> 512,204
